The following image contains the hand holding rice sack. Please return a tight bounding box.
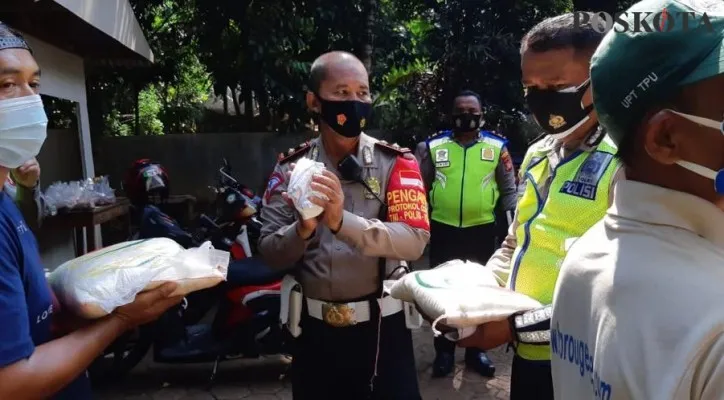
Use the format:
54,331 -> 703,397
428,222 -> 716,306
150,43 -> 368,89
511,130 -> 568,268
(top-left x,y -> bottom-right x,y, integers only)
387,259 -> 541,339
48,238 -> 229,318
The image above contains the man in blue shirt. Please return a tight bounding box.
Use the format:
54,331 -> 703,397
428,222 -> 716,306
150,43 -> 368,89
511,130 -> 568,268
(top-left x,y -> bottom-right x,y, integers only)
0,22 -> 183,399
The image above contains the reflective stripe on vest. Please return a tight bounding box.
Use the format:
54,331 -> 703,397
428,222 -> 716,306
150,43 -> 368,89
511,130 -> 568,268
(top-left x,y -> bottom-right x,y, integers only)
427,131 -> 504,227
510,136 -> 619,361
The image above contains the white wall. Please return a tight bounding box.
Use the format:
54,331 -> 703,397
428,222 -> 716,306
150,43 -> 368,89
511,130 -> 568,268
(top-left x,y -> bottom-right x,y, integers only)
18,35 -> 96,268
23,34 -> 95,179
53,0 -> 154,62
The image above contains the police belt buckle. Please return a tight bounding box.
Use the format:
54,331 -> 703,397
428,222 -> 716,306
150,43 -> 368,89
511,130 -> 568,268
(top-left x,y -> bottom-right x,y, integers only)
322,303 -> 357,327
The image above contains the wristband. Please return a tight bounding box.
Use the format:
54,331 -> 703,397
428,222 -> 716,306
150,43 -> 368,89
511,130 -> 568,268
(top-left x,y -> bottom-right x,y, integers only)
330,216 -> 343,234
509,307 -> 552,345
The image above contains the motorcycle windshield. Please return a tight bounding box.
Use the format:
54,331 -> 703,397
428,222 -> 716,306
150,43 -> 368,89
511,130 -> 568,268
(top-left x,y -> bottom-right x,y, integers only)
142,165 -> 166,191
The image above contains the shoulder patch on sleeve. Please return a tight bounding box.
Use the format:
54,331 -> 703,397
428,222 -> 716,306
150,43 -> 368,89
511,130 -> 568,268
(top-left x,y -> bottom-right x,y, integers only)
262,171 -> 285,205
278,142 -> 312,164
501,149 -> 513,172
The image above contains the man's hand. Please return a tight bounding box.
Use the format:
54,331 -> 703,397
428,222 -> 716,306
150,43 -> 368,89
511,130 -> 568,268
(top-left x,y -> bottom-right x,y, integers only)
281,191 -> 318,239
457,319 -> 513,350
310,170 -> 345,232
112,282 -> 184,330
11,158 -> 40,188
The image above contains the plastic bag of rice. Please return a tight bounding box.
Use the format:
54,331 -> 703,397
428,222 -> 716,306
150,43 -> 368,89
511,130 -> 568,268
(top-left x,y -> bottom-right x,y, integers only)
387,259 -> 542,336
287,157 -> 329,220
48,238 -> 229,318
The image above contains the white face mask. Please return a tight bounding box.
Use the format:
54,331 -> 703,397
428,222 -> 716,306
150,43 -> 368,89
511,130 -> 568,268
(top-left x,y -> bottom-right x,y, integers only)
0,94 -> 48,169
669,109 -> 724,194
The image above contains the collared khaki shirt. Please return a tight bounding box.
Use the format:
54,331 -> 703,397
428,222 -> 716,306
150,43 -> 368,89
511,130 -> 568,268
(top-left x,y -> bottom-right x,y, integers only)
258,133 -> 430,301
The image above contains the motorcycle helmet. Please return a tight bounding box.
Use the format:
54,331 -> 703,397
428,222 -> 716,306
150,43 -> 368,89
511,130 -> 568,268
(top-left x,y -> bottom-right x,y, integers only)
123,159 -> 170,206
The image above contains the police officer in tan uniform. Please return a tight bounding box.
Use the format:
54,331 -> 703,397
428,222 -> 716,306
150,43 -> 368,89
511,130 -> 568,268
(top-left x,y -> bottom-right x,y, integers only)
258,51 -> 430,400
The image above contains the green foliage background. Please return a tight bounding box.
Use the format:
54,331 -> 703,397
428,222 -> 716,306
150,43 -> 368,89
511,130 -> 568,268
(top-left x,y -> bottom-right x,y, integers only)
83,0 -> 638,153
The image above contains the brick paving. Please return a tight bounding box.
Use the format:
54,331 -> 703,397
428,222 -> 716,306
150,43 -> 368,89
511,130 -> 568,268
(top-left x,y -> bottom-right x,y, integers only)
95,253 -> 512,399
94,325 -> 512,400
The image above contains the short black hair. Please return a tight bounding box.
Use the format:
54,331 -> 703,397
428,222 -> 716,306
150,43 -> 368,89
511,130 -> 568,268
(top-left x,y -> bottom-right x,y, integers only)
453,90 -> 482,109
521,13 -> 605,55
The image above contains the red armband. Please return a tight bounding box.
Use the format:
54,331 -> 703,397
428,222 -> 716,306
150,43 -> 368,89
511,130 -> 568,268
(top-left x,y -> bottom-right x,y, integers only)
385,156 -> 430,231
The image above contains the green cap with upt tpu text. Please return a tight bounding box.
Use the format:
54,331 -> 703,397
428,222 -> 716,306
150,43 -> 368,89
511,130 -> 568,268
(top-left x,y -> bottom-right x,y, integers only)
590,0 -> 724,145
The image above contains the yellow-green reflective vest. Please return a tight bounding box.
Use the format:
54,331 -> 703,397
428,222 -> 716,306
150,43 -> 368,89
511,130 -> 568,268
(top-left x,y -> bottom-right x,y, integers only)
427,131 -> 505,228
510,136 -> 620,361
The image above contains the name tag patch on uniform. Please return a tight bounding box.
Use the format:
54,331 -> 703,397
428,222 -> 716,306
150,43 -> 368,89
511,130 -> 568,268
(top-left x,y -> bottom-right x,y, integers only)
362,146 -> 373,166
481,147 -> 495,161
435,148 -> 450,168
559,152 -> 614,200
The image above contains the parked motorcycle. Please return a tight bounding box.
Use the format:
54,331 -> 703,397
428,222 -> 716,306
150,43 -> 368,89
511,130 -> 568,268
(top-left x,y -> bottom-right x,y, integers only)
90,159 -> 286,383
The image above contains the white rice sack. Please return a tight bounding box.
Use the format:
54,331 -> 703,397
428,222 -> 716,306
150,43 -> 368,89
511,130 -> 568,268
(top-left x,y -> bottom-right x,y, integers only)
387,259 -> 542,335
288,157 -> 328,220
48,238 -> 229,318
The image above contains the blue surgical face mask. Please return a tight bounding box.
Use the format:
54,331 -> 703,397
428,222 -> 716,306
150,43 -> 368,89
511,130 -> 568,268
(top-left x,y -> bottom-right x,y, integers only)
669,110 -> 724,194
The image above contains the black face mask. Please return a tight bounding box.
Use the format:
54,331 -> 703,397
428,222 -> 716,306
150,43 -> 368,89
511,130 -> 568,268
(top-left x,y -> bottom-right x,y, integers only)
316,95 -> 372,138
524,79 -> 594,139
451,113 -> 483,133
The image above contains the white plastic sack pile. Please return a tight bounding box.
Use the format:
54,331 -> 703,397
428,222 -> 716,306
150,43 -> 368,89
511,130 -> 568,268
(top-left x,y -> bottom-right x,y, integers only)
48,238 -> 230,318
288,157 -> 329,219
387,259 -> 542,336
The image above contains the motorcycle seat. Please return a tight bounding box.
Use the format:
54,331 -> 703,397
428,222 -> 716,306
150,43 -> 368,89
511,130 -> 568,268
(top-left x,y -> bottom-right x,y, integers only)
226,281 -> 282,306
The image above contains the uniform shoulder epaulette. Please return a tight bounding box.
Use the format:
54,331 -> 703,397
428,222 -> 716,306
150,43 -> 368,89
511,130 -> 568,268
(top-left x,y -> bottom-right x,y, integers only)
426,130 -> 449,140
487,130 -> 507,140
527,131 -> 548,147
374,141 -> 411,155
278,141 -> 312,164
480,130 -> 507,144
